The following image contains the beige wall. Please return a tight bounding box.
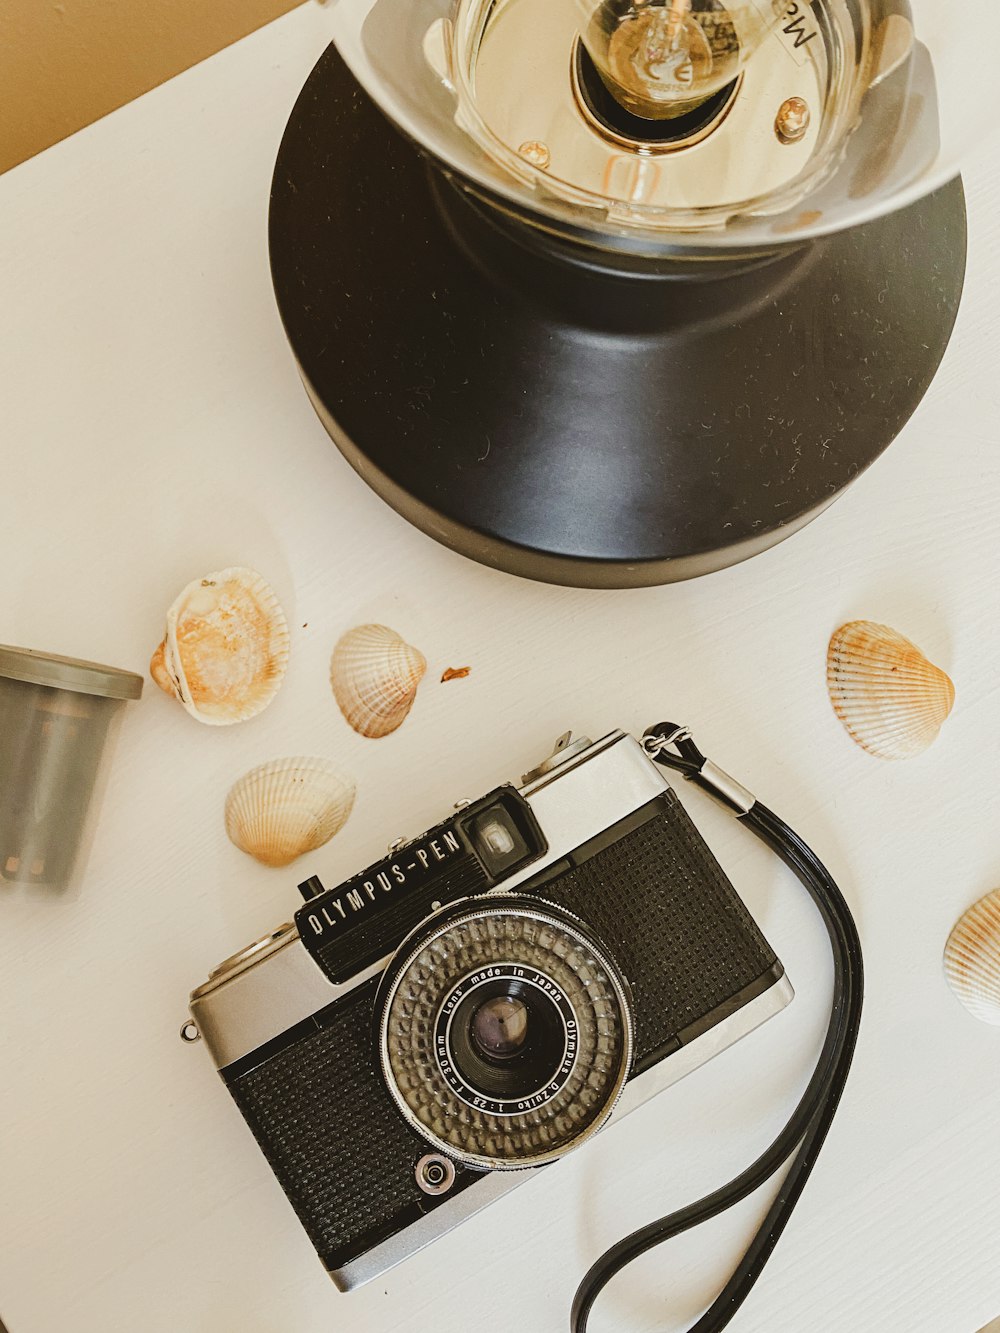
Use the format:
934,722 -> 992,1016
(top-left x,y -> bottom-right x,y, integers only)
0,0 -> 302,176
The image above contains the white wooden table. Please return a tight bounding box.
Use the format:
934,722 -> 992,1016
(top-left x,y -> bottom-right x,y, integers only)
2,8 -> 999,1332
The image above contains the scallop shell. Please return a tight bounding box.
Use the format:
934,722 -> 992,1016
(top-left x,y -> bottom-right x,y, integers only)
330,624 -> 426,738
826,620 -> 955,760
944,889 -> 1000,1025
150,567 -> 289,725
225,757 -> 356,868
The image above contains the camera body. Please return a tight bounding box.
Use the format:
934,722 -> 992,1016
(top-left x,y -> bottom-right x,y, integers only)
190,731 -> 791,1290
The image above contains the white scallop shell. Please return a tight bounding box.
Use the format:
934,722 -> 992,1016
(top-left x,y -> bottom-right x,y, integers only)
826,620 -> 955,760
944,889 -> 1000,1025
150,567 -> 289,725
330,624 -> 427,739
225,757 -> 356,868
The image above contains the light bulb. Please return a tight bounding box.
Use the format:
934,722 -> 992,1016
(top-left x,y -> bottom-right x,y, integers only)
576,0 -> 790,120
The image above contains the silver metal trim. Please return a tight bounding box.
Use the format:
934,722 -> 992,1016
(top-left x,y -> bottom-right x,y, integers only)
698,761 -> 756,815
333,1165 -> 536,1292
331,973 -> 793,1291
190,944 -> 392,1070
202,923 -> 298,988
643,726 -> 691,756
612,973 -> 793,1121
520,730 -> 592,785
518,730 -> 626,800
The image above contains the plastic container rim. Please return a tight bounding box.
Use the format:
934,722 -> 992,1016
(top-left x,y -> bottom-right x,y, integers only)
0,645 -> 144,701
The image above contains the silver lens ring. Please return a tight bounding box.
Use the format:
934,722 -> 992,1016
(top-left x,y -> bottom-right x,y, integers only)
378,899 -> 634,1171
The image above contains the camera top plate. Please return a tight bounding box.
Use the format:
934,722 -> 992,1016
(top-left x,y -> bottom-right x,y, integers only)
294,787 -> 547,985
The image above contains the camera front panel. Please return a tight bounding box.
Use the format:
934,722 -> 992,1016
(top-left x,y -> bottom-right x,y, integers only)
520,791 -> 783,1072
220,789 -> 782,1284
223,978 -> 485,1279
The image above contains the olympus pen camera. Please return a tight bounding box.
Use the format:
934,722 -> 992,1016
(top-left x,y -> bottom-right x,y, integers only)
189,731 -> 792,1289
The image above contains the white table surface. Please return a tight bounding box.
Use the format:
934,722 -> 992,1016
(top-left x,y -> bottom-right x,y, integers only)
2,8 -> 999,1332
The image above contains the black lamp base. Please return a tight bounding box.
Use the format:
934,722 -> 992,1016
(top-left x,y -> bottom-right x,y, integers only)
269,46 -> 967,589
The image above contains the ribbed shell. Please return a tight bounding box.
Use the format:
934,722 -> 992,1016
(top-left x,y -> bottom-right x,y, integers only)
150,567 -> 289,725
944,889 -> 1000,1025
826,620 -> 955,760
224,757 -> 356,868
330,624 -> 427,738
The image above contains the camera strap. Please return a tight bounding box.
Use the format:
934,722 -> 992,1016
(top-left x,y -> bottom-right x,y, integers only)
571,723 -> 864,1333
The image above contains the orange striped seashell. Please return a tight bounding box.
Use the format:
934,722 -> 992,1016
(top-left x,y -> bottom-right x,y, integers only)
944,889 -> 1000,1025
150,567 -> 289,725
826,620 -> 954,760
225,757 -> 355,868
330,624 -> 426,739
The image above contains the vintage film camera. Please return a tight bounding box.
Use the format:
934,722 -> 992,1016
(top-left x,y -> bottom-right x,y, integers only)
189,730 -> 792,1289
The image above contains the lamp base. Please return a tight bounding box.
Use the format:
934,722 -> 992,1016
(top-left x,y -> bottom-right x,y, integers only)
269,46 -> 967,589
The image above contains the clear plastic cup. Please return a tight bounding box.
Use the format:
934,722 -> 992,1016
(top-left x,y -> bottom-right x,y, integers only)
0,647 -> 143,889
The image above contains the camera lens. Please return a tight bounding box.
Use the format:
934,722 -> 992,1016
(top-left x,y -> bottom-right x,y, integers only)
378,898 -> 633,1170
470,994 -> 528,1060
447,975 -> 570,1104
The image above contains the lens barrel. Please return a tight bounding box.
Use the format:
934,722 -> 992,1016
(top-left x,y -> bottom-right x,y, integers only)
377,898 -> 634,1170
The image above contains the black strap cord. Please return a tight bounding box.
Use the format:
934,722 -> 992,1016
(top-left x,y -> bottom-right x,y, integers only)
571,724 -> 864,1333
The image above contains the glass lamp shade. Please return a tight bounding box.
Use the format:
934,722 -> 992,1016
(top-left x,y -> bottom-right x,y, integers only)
325,0 -> 997,251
